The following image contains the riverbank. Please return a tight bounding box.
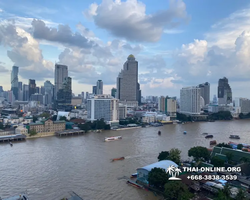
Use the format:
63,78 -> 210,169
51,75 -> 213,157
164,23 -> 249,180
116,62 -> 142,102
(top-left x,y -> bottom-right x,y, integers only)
26,132 -> 55,139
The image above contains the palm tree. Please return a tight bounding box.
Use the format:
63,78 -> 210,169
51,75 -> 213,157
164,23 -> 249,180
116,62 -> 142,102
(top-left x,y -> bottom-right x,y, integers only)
235,188 -> 247,200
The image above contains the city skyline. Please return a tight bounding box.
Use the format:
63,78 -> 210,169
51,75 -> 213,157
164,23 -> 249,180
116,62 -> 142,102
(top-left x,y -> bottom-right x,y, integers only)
0,0 -> 250,98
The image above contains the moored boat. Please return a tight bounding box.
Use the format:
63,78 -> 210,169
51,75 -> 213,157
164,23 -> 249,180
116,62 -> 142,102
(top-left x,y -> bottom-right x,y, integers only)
126,180 -> 144,189
205,135 -> 213,139
104,136 -> 122,142
229,135 -> 240,139
130,173 -> 138,178
210,140 -> 217,145
111,157 -> 125,162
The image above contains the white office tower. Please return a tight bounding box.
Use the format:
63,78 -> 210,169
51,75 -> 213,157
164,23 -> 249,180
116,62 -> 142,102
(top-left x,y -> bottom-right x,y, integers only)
54,64 -> 68,100
180,87 -> 201,115
87,95 -> 119,123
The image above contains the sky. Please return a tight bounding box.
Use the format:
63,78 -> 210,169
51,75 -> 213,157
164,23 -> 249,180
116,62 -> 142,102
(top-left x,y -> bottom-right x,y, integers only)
0,0 -> 250,99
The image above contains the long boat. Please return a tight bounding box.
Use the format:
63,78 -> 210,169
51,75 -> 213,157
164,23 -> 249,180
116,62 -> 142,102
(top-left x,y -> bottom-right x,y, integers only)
205,135 -> 213,139
229,135 -> 240,139
126,180 -> 144,189
104,136 -> 122,142
111,157 -> 125,162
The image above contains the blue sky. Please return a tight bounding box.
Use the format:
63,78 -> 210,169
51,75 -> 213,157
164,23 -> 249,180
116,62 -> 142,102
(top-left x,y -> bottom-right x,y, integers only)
0,0 -> 250,99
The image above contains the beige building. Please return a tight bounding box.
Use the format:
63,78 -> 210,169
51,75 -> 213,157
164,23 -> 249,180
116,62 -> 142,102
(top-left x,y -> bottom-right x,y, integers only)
15,126 -> 28,135
29,119 -> 65,133
71,97 -> 82,106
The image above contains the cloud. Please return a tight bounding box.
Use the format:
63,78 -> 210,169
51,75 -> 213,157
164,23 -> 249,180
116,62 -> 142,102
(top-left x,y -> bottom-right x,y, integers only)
0,22 -> 53,80
84,0 -> 189,42
31,19 -> 96,49
163,29 -> 184,34
173,31 -> 250,86
0,64 -> 9,73
205,7 -> 250,49
0,8 -> 3,12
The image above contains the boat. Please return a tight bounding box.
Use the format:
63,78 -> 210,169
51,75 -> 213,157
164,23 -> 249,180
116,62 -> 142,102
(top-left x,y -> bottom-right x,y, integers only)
130,173 -> 138,178
126,180 -> 144,189
183,131 -> 187,134
229,135 -> 240,139
111,157 -> 125,162
205,135 -> 213,139
210,140 -> 217,145
158,131 -> 161,135
9,142 -> 13,146
1,193 -> 29,200
104,136 -> 122,142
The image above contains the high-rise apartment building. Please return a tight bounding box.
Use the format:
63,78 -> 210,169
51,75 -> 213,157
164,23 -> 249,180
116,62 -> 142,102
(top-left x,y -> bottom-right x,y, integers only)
180,87 -> 201,115
11,66 -> 19,100
116,55 -> 140,107
29,79 -> 36,99
158,96 -> 177,118
96,80 -> 103,95
111,88 -> 117,98
56,77 -> 72,111
92,86 -> 97,95
87,95 -> 119,123
218,77 -> 232,105
44,80 -> 54,105
23,84 -> 29,101
18,82 -> 23,101
54,64 -> 68,100
198,82 -> 210,105
235,98 -> 250,114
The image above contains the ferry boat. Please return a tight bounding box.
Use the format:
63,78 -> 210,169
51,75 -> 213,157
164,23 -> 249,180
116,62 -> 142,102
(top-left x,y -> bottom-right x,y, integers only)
104,136 -> 122,142
205,135 -> 213,139
229,135 -> 240,139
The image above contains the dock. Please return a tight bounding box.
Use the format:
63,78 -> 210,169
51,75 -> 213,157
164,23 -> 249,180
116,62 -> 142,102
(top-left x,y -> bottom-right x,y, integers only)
0,134 -> 26,143
56,130 -> 85,137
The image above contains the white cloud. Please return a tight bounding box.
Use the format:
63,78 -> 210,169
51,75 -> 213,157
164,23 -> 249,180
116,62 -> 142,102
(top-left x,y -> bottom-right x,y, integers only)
84,0 -> 189,42
205,7 -> 250,49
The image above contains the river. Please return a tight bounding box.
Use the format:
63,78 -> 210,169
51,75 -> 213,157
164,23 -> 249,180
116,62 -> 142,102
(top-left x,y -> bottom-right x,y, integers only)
0,120 -> 250,200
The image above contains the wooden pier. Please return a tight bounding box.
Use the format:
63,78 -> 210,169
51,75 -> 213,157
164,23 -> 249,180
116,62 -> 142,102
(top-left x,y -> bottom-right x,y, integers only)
56,130 -> 85,137
0,134 -> 26,143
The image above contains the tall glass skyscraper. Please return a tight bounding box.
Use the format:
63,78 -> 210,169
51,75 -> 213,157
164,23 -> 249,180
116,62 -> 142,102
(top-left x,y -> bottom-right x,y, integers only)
96,80 -> 103,95
218,77 -> 232,105
11,66 -> 19,100
54,64 -> 68,100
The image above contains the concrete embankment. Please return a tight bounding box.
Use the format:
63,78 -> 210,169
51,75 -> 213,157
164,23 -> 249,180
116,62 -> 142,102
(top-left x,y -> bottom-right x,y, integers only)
26,132 -> 55,139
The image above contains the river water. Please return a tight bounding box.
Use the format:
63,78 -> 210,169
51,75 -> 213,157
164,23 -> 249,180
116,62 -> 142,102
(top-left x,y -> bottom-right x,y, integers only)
0,120 -> 250,200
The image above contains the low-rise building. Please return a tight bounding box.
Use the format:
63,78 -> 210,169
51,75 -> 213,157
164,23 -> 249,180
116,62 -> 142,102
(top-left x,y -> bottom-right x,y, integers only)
137,160 -> 178,186
29,119 -> 65,133
119,103 -> 127,119
15,126 -> 28,135
0,128 -> 15,136
141,112 -> 157,123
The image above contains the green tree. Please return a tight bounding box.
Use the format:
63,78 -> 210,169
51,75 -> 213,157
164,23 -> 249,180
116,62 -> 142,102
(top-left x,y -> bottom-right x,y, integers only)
148,167 -> 169,190
51,115 -> 57,121
188,146 -> 210,161
237,144 -> 243,150
217,143 -> 232,149
163,181 -> 194,200
235,188 -> 247,200
240,157 -> 250,164
32,116 -> 38,123
168,148 -> 181,165
211,156 -> 225,167
29,129 -> 37,136
59,116 -> 67,121
78,123 -> 91,133
158,151 -> 170,161
40,112 -> 50,118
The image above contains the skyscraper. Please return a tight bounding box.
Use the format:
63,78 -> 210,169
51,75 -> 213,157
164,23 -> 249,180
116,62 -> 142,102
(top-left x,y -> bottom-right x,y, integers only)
54,64 -> 68,100
96,80 -> 103,95
92,86 -> 97,95
218,77 -> 232,105
111,88 -> 117,98
56,77 -> 72,111
116,54 -> 140,107
23,84 -> 29,101
29,79 -> 36,99
11,66 -> 19,100
44,80 -> 54,105
18,82 -> 23,101
198,82 -> 210,105
180,87 -> 201,115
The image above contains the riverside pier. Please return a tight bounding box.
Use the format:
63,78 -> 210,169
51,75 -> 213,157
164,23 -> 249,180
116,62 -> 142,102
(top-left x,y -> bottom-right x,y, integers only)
56,130 -> 85,137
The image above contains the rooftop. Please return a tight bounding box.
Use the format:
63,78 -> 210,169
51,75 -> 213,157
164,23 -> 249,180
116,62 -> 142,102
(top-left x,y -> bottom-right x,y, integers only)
137,160 -> 178,172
